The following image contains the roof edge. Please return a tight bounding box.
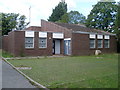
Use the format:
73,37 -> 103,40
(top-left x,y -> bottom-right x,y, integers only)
73,31 -> 116,36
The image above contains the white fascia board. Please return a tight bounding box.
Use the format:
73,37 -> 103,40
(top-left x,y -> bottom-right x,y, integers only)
39,32 -> 47,38
104,35 -> 110,39
72,31 -> 116,36
64,38 -> 71,40
89,34 -> 96,39
25,31 -> 34,37
53,33 -> 64,39
97,35 -> 103,39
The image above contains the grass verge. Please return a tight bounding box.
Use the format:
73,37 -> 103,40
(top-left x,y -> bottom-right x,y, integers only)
8,54 -> 118,88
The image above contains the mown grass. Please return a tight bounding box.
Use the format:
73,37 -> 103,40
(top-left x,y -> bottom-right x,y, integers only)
9,54 -> 118,88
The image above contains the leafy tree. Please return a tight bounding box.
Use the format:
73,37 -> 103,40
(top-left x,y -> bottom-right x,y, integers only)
86,1 -> 117,32
68,11 -> 86,24
16,15 -> 29,30
1,13 -> 29,35
48,0 -> 67,22
57,13 -> 69,23
115,2 -> 120,52
57,11 -> 86,24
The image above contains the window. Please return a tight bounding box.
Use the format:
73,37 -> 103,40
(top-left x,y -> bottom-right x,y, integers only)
90,39 -> 95,48
39,38 -> 47,48
25,37 -> 34,48
104,39 -> 109,48
98,39 -> 103,48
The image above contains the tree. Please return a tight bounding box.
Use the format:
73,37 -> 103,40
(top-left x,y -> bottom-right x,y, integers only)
57,11 -> 86,24
57,13 -> 69,23
86,1 -> 117,32
48,0 -> 67,22
115,2 -> 120,52
1,13 -> 29,35
68,11 -> 86,24
16,15 -> 29,30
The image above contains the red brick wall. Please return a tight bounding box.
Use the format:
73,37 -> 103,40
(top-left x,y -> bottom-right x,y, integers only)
2,35 -> 9,52
71,33 -> 117,55
8,31 -> 15,55
41,20 -> 72,38
13,31 -> 25,56
23,32 -> 53,56
3,31 -> 53,56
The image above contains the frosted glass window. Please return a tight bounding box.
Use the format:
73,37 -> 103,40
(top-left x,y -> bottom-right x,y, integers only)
39,38 -> 47,48
25,37 -> 34,48
90,39 -> 95,48
98,40 -> 103,48
104,39 -> 109,48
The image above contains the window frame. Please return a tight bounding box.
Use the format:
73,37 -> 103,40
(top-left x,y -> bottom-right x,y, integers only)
39,38 -> 47,48
90,39 -> 96,49
104,39 -> 110,48
97,39 -> 103,48
25,37 -> 34,48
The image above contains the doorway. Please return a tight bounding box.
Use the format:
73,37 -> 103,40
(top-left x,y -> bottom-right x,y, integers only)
64,40 -> 71,55
53,40 -> 60,54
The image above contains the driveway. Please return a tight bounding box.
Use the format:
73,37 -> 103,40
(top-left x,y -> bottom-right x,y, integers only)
2,60 -> 36,88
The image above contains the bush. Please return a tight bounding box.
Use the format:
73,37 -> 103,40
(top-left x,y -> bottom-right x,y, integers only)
2,50 -> 13,58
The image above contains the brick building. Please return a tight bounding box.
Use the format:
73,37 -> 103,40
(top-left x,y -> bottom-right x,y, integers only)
2,20 -> 117,56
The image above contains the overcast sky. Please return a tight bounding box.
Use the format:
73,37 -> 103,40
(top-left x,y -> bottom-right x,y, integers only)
0,0 -> 119,26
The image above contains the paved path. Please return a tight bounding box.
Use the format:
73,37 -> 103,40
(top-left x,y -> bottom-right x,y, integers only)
2,60 -> 36,88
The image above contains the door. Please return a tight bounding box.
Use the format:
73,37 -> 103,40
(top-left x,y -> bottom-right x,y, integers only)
64,40 -> 71,55
55,40 -> 60,54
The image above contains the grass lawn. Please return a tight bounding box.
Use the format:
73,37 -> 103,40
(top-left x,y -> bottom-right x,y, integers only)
9,54 -> 118,88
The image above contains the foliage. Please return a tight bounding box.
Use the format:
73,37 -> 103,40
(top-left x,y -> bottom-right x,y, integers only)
2,50 -> 13,58
1,13 -> 29,35
16,15 -> 29,30
57,13 -> 69,23
9,54 -> 118,88
68,11 -> 86,24
48,1 -> 67,22
115,2 -> 120,52
85,1 -> 117,32
58,11 -> 86,24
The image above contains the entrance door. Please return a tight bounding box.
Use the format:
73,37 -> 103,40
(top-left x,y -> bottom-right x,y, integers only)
64,40 -> 71,55
53,40 -> 60,54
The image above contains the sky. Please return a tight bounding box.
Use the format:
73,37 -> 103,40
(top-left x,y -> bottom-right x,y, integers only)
0,0 -> 119,26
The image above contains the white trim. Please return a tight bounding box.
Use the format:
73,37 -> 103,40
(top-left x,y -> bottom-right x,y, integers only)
53,33 -> 64,39
73,31 -> 116,36
89,34 -> 96,39
39,32 -> 47,38
25,31 -> 34,37
64,38 -> 71,40
97,35 -> 103,39
104,35 -> 110,39
73,31 -> 96,34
